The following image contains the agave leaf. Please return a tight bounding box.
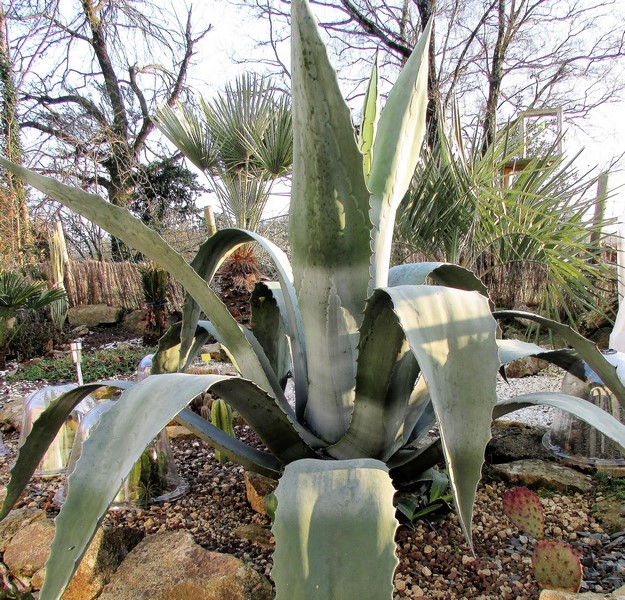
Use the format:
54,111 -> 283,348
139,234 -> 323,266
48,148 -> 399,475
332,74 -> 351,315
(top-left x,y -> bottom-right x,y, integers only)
368,19 -> 432,289
40,374 -> 235,600
328,292 -> 421,461
495,310 -> 625,406
496,339 -> 580,372
494,392 -> 625,454
358,52 -> 379,181
250,282 -> 292,391
210,378 -> 324,459
174,408 -> 282,478
0,381 -> 133,521
381,285 -> 498,547
0,158 -> 277,399
152,320 -> 216,374
182,228 -> 307,408
290,0 -> 372,442
272,458 -> 398,600
389,262 -> 490,298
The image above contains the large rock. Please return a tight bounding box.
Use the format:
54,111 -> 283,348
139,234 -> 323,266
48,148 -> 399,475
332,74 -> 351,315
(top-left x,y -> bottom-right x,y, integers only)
540,585 -> 625,599
0,398 -> 23,432
505,356 -> 548,378
68,305 -> 123,327
3,518 -> 55,579
121,309 -> 147,335
490,459 -> 593,493
486,422 -> 554,464
0,508 -> 46,553
98,530 -> 272,600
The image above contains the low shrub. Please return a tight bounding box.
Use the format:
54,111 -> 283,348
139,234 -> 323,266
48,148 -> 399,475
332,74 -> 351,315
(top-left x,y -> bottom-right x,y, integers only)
6,345 -> 156,382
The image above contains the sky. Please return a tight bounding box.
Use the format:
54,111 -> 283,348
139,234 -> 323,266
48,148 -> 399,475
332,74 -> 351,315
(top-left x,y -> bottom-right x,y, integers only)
185,1 -> 625,225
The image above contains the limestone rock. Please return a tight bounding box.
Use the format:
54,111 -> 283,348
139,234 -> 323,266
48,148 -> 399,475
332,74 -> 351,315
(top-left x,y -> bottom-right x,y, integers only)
490,459 -> 593,493
233,523 -> 274,549
540,584 -> 625,599
121,309 -> 147,335
98,530 -> 272,600
505,356 -> 548,378
68,305 -> 123,327
486,422 -> 553,464
243,471 -> 277,516
166,425 -> 197,440
3,518 -> 55,578
0,398 -> 23,432
0,508 -> 46,553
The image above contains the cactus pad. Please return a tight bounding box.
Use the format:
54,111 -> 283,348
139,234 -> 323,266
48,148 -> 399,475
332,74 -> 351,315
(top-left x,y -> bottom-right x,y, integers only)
502,487 -> 544,539
532,540 -> 582,592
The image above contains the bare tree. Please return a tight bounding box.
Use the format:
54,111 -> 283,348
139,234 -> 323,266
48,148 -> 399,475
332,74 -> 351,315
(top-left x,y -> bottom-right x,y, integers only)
228,0 -> 625,146
5,0 -> 211,259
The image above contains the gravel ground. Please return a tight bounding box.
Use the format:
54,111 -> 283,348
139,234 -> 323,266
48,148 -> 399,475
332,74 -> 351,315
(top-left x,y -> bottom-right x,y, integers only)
1,356 -> 623,598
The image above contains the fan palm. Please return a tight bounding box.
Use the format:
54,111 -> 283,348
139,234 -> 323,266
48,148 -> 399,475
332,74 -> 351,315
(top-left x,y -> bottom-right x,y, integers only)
156,73 -> 293,233
395,120 -> 614,326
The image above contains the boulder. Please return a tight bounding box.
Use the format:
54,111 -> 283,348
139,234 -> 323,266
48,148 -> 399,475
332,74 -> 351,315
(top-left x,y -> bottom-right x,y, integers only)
0,398 -> 23,432
0,508 -> 46,553
490,459 -> 593,493
3,518 -> 55,579
243,471 -> 277,516
121,309 -> 147,335
68,305 -> 123,327
505,356 -> 548,378
98,530 -> 272,600
486,422 -> 554,464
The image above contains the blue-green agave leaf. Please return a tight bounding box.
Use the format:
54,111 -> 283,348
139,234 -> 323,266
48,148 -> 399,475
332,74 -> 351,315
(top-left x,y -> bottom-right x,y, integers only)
40,373 -> 236,600
272,458 -> 398,599
368,19 -> 432,289
378,285 -> 499,547
497,338 -> 580,372
0,381 -> 133,521
494,392 -> 625,454
290,0 -> 372,442
174,408 -> 282,478
495,310 -> 625,406
358,52 -> 379,181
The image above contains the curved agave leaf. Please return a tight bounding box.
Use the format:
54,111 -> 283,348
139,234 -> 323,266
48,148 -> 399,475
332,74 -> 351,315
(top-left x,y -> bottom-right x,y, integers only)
380,285 -> 498,547
291,0 -> 372,442
0,158 -> 277,400
250,282 -> 292,391
495,310 -> 625,406
368,19 -> 432,290
0,381 -> 133,521
211,378 -> 324,458
494,392 -> 625,454
272,458 -> 398,600
41,373 -> 233,600
182,228 -> 307,409
174,408 -> 281,478
327,292 -> 421,461
152,320 -> 216,374
497,338 -> 580,373
389,262 -> 489,297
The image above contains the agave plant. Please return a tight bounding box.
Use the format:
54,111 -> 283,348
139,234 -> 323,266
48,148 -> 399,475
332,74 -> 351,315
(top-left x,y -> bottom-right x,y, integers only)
1,0 -> 625,598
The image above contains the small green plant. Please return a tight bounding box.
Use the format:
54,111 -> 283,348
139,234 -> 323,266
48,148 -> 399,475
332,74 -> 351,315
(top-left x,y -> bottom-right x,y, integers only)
6,346 -> 156,382
503,486 -> 582,592
395,468 -> 453,525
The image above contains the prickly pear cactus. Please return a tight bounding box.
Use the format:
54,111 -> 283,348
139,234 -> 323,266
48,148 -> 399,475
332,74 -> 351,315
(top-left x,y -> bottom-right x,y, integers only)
532,540 -> 582,592
502,487 -> 544,539
211,398 -> 235,463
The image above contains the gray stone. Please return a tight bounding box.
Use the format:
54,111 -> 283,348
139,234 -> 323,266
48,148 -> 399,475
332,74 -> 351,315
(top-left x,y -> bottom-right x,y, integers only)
98,530 -> 272,600
67,305 -> 123,327
490,459 -> 593,493
121,309 -> 147,335
486,422 -> 553,464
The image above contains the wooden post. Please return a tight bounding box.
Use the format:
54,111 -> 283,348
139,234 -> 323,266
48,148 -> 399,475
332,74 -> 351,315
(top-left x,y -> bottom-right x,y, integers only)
204,205 -> 217,237
590,173 -> 608,247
